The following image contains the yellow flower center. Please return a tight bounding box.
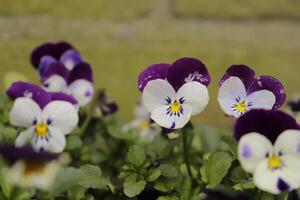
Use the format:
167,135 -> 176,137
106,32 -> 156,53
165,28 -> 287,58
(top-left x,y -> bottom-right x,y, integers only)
35,123 -> 48,137
234,100 -> 248,114
170,101 -> 181,113
268,154 -> 282,169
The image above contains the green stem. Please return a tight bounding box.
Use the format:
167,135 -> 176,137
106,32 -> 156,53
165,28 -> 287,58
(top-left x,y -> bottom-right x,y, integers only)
182,128 -> 193,179
78,90 -> 103,136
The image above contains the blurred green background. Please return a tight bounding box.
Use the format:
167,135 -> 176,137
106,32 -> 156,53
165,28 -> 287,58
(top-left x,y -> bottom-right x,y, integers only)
0,0 -> 299,127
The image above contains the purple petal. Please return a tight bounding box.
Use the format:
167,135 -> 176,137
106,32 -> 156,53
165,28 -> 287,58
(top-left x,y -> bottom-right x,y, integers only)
138,63 -> 171,92
60,49 -> 83,70
219,65 -> 255,89
40,62 -> 69,82
31,41 -> 73,68
38,55 -> 57,75
98,92 -> 118,116
6,82 -> 52,109
50,92 -> 78,106
277,178 -> 291,192
247,76 -> 286,110
234,109 -> 300,143
68,62 -> 93,84
288,99 -> 300,112
0,145 -> 59,163
167,57 -> 210,91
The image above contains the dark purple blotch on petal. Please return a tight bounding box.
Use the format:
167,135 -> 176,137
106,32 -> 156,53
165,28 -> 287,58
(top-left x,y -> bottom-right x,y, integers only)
0,145 -> 59,164
6,82 -> 52,109
247,76 -> 286,110
219,65 -> 255,89
50,92 -> 78,106
40,62 -> 69,82
167,57 -> 210,91
138,63 -> 171,92
242,144 -> 252,158
277,178 -> 291,192
31,41 -> 73,68
234,109 -> 300,143
68,62 -> 93,84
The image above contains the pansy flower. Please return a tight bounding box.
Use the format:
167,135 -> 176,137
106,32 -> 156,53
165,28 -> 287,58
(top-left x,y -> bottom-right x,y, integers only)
138,57 -> 210,129
31,41 -> 83,73
122,99 -> 161,142
7,82 -> 79,153
41,62 -> 94,107
0,145 -> 61,190
98,91 -> 119,116
236,109 -> 300,194
218,65 -> 286,118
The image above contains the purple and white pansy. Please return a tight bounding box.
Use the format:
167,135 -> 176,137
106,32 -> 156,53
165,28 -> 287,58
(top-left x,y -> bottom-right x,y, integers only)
31,41 -> 83,73
138,57 -> 210,129
236,109 -> 300,194
31,42 -> 94,107
7,82 -> 79,153
0,145 -> 61,190
218,65 -> 286,118
41,62 -> 94,107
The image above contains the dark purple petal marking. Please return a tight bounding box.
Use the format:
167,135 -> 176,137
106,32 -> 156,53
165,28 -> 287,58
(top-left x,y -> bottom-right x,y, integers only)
138,63 -> 171,92
219,65 -> 255,89
242,144 -> 252,158
7,82 -> 52,109
60,49 -> 83,70
277,178 -> 290,192
68,62 -> 93,84
167,57 -> 210,91
170,122 -> 176,129
247,76 -> 286,110
31,41 -> 73,68
234,109 -> 300,143
40,62 -> 69,82
50,92 -> 78,105
0,145 -> 59,163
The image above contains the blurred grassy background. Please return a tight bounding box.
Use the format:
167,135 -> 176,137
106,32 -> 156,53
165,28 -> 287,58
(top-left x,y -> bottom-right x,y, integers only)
0,0 -> 299,127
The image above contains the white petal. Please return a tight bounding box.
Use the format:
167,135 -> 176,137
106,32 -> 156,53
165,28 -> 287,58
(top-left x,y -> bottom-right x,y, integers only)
42,101 -> 79,135
247,90 -> 276,110
142,79 -> 176,112
254,158 -> 299,194
32,136 -> 48,152
238,132 -> 273,173
47,127 -> 66,153
151,104 -> 192,129
217,77 -> 247,117
15,127 -> 34,147
176,82 -> 209,115
134,100 -> 150,120
68,79 -> 94,107
9,97 -> 42,127
274,129 -> 300,156
43,75 -> 67,92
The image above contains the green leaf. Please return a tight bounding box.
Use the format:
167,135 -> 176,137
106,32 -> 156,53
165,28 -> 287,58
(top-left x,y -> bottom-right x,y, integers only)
67,185 -> 86,200
123,174 -> 146,197
0,126 -> 18,143
200,151 -> 233,189
221,135 -> 237,158
78,165 -> 111,190
157,196 -> 180,200
154,178 -> 177,192
152,135 -> 177,159
159,164 -> 178,178
180,176 -> 192,200
0,166 -> 13,199
230,166 -> 248,183
127,145 -> 146,167
146,168 -> 161,182
66,135 -> 83,150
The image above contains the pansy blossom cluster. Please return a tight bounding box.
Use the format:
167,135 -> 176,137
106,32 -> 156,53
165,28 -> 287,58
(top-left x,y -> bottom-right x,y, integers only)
31,42 -> 94,107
